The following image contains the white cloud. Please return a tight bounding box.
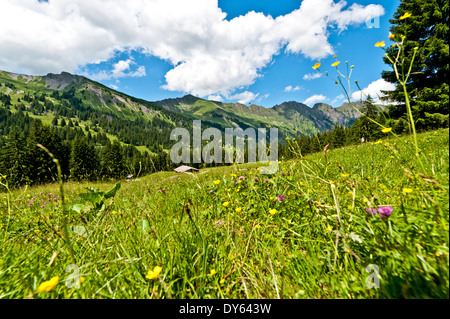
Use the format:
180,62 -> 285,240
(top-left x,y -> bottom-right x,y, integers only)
256,93 -> 270,103
331,94 -> 346,105
207,94 -> 223,102
303,94 -> 327,106
228,91 -> 259,105
303,73 -> 323,81
0,0 -> 384,98
351,79 -> 396,104
284,85 -> 302,92
87,59 -> 146,80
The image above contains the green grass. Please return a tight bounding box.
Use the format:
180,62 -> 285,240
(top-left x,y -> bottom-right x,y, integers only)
0,129 -> 448,299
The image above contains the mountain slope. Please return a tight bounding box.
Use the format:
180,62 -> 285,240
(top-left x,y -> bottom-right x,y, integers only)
1,69 -> 366,143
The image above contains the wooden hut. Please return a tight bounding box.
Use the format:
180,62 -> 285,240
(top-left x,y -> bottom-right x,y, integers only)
174,165 -> 199,173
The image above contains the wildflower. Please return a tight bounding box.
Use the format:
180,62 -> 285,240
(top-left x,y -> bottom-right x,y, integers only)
312,63 -> 321,70
37,276 -> 59,292
332,61 -> 340,67
281,172 -> 285,176
277,195 -> 285,201
403,188 -> 413,194
41,205 -> 45,208
254,177 -> 259,181
254,225 -> 261,229
326,225 -> 333,232
375,41 -> 385,47
388,33 -> 395,40
220,278 -> 225,284
341,173 -> 350,178
377,206 -> 393,220
350,65 -> 354,68
235,207 -> 242,213
146,266 -> 162,280
381,127 -> 392,133
365,208 -> 377,216
399,12 -> 412,20
214,180 -> 220,185
333,54 -> 337,58
264,179 -> 269,182
374,140 -> 382,145
209,269 -> 217,276
238,176 -> 244,180
222,202 -> 230,207
209,190 -> 214,194
269,209 -> 277,215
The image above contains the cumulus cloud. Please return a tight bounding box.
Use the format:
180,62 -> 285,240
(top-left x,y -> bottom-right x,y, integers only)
303,73 -> 323,81
87,59 -> 146,80
351,79 -> 395,104
0,0 -> 384,98
207,94 -> 223,102
284,85 -> 302,92
228,91 -> 259,105
303,94 -> 328,106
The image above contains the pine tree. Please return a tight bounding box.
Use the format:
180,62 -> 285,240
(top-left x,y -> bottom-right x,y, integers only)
26,121 -> 69,184
0,130 -> 30,187
381,0 -> 449,129
70,136 -> 100,181
101,140 -> 125,179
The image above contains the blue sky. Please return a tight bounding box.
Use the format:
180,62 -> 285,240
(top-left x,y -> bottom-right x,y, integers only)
0,0 -> 400,108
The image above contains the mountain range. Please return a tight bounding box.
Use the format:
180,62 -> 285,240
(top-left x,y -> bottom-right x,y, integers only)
0,69 -> 366,144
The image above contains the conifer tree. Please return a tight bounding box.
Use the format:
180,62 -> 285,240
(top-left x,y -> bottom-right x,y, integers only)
381,0 -> 449,129
70,136 -> 100,181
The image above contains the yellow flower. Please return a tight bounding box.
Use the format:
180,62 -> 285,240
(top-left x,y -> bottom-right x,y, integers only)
269,209 -> 277,215
235,207 -> 242,213
312,62 -> 321,70
374,140 -> 382,145
146,266 -> 162,280
388,33 -> 395,40
331,61 -> 340,67
223,202 -> 230,207
220,278 -> 225,284
210,269 -> 217,276
341,173 -> 350,178
79,276 -> 86,284
399,12 -> 412,20
37,276 -> 59,292
333,54 -> 337,58
403,188 -> 413,194
381,127 -> 392,133
347,205 -> 354,211
214,180 -> 220,185
375,41 -> 385,47
255,224 -> 261,229
326,225 -> 333,232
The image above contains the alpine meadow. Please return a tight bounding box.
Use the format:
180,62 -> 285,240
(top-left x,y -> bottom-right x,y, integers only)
0,0 -> 448,304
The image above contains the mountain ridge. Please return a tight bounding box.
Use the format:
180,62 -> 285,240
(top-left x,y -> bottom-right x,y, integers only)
0,69 -> 366,138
